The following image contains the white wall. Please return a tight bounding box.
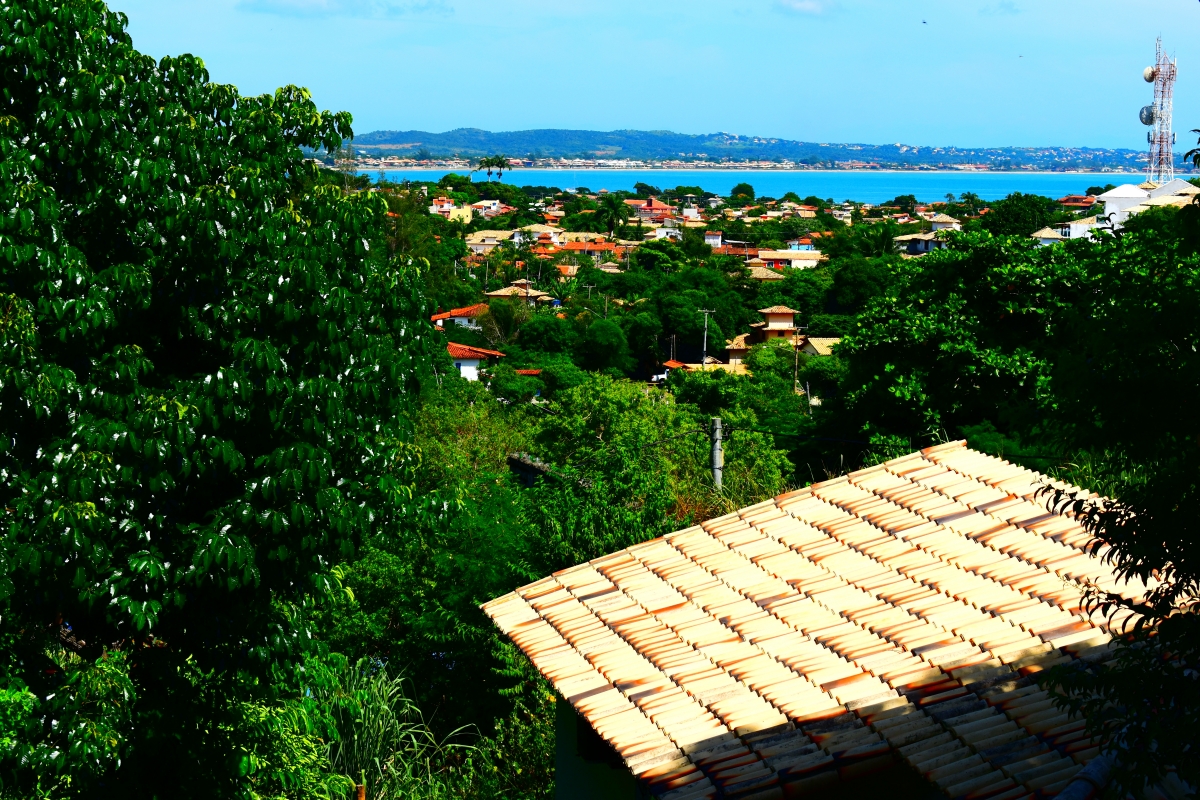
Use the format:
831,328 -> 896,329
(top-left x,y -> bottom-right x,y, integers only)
454,358 -> 482,381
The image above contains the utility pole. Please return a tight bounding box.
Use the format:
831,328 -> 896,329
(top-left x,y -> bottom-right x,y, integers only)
710,417 -> 723,492
584,283 -> 596,299
698,309 -> 715,370
792,325 -> 808,395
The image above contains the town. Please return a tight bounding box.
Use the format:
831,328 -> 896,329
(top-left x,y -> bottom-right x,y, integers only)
6,4 -> 1199,800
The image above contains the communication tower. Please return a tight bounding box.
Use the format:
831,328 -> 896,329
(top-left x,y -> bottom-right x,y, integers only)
1140,37 -> 1178,184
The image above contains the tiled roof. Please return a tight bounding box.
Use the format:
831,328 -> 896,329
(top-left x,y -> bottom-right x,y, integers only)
431,302 -> 489,323
515,368 -> 542,376
1030,227 -> 1064,240
929,214 -> 962,224
725,333 -> 752,350
484,442 -> 1143,799
663,359 -> 689,369
747,267 -> 786,282
803,337 -> 841,356
447,342 -> 505,360
759,305 -> 799,315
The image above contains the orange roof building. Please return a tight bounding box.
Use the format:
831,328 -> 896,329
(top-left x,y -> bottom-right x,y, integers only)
484,442 -> 1134,799
446,342 -> 504,381
431,302 -> 489,330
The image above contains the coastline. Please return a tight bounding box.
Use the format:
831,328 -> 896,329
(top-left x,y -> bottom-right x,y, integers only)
362,167 -> 1146,176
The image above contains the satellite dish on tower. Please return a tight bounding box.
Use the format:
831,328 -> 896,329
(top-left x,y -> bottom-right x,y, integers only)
1140,105 -> 1157,125
1144,66 -> 1158,82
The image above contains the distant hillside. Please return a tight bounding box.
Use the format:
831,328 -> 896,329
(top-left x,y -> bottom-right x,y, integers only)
352,127 -> 1163,171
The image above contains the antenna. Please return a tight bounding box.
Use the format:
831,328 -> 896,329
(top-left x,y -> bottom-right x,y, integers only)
1142,37 -> 1178,184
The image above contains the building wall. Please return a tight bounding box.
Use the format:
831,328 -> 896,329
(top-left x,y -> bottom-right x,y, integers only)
454,358 -> 481,381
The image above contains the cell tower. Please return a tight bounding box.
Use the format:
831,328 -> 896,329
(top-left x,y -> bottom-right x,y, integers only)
1140,37 -> 1177,185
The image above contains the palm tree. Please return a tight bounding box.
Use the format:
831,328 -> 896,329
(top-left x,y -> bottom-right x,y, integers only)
494,155 -> 510,180
596,193 -> 631,239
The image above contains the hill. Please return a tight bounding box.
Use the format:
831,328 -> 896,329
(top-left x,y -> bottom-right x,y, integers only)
352,127 -> 1158,171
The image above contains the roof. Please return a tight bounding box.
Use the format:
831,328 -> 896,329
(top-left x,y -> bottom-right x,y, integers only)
484,441 -> 1140,799
756,250 -> 823,261
1030,227 -> 1064,240
485,286 -> 551,299
1070,216 -> 1098,226
802,336 -> 841,356
759,305 -> 799,315
515,368 -> 542,376
465,229 -> 514,242
430,302 -> 490,322
748,267 -> 786,282
446,342 -> 505,360
662,359 -> 688,369
1095,184 -> 1149,200
929,214 -> 961,224
725,333 -> 752,350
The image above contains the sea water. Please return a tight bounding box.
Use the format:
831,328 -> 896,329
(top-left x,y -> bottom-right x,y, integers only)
361,168 -> 1131,203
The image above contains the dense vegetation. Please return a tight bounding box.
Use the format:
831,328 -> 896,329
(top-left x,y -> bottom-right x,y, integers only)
2,3 -> 1199,799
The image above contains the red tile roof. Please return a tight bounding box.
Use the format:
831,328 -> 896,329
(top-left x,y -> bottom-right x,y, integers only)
662,359 -> 688,369
446,342 -> 505,360
515,369 -> 543,376
431,302 -> 489,322
483,441 -> 1137,798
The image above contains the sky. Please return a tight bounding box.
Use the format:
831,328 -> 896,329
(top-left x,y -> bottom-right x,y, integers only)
116,0 -> 1200,150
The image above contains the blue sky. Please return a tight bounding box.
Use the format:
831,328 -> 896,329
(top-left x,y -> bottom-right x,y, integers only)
118,0 -> 1200,149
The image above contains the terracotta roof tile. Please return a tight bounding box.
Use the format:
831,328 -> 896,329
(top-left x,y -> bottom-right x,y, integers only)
483,442 -> 1133,796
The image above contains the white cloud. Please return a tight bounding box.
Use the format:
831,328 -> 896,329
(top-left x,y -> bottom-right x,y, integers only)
980,1 -> 1020,15
774,0 -> 827,14
237,0 -> 451,18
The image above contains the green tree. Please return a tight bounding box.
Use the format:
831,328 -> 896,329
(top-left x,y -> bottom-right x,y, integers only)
576,319 -> 633,374
979,192 -> 1062,237
595,192 -> 631,238
731,182 -> 756,201
0,1 -> 435,794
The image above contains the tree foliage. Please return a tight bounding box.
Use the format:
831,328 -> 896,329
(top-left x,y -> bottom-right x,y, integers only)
0,1 -> 437,794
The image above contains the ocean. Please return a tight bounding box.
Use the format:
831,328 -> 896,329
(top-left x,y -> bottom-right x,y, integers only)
360,168 -> 1132,203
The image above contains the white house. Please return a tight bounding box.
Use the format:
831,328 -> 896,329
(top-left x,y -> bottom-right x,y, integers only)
1096,184 -> 1150,224
930,213 -> 962,232
704,230 -> 723,248
756,249 -> 823,269
446,342 -> 505,381
465,230 -> 515,255
431,302 -> 489,330
513,224 -> 565,247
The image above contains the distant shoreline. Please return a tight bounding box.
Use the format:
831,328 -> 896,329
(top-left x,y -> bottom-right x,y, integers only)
362,166 -> 1147,177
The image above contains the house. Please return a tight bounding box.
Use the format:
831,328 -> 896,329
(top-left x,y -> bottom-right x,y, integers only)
798,335 -> 840,356
1095,180 -> 1198,227
830,208 -> 853,225
624,196 -> 675,219
485,279 -> 551,305
1095,184 -> 1149,224
682,205 -> 702,220
446,342 -> 503,381
651,227 -> 683,242
428,196 -> 473,223
756,250 -> 823,269
747,266 -> 786,282
514,224 -> 566,247
930,213 -> 962,232
894,229 -> 954,256
786,237 -> 815,251
796,205 -> 818,218
704,230 -> 723,248
483,440 -> 1134,800
1056,194 -> 1097,210
470,199 -> 516,219
465,229 -> 515,255
725,306 -> 800,364
431,302 -> 489,330
1030,227 -> 1065,247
